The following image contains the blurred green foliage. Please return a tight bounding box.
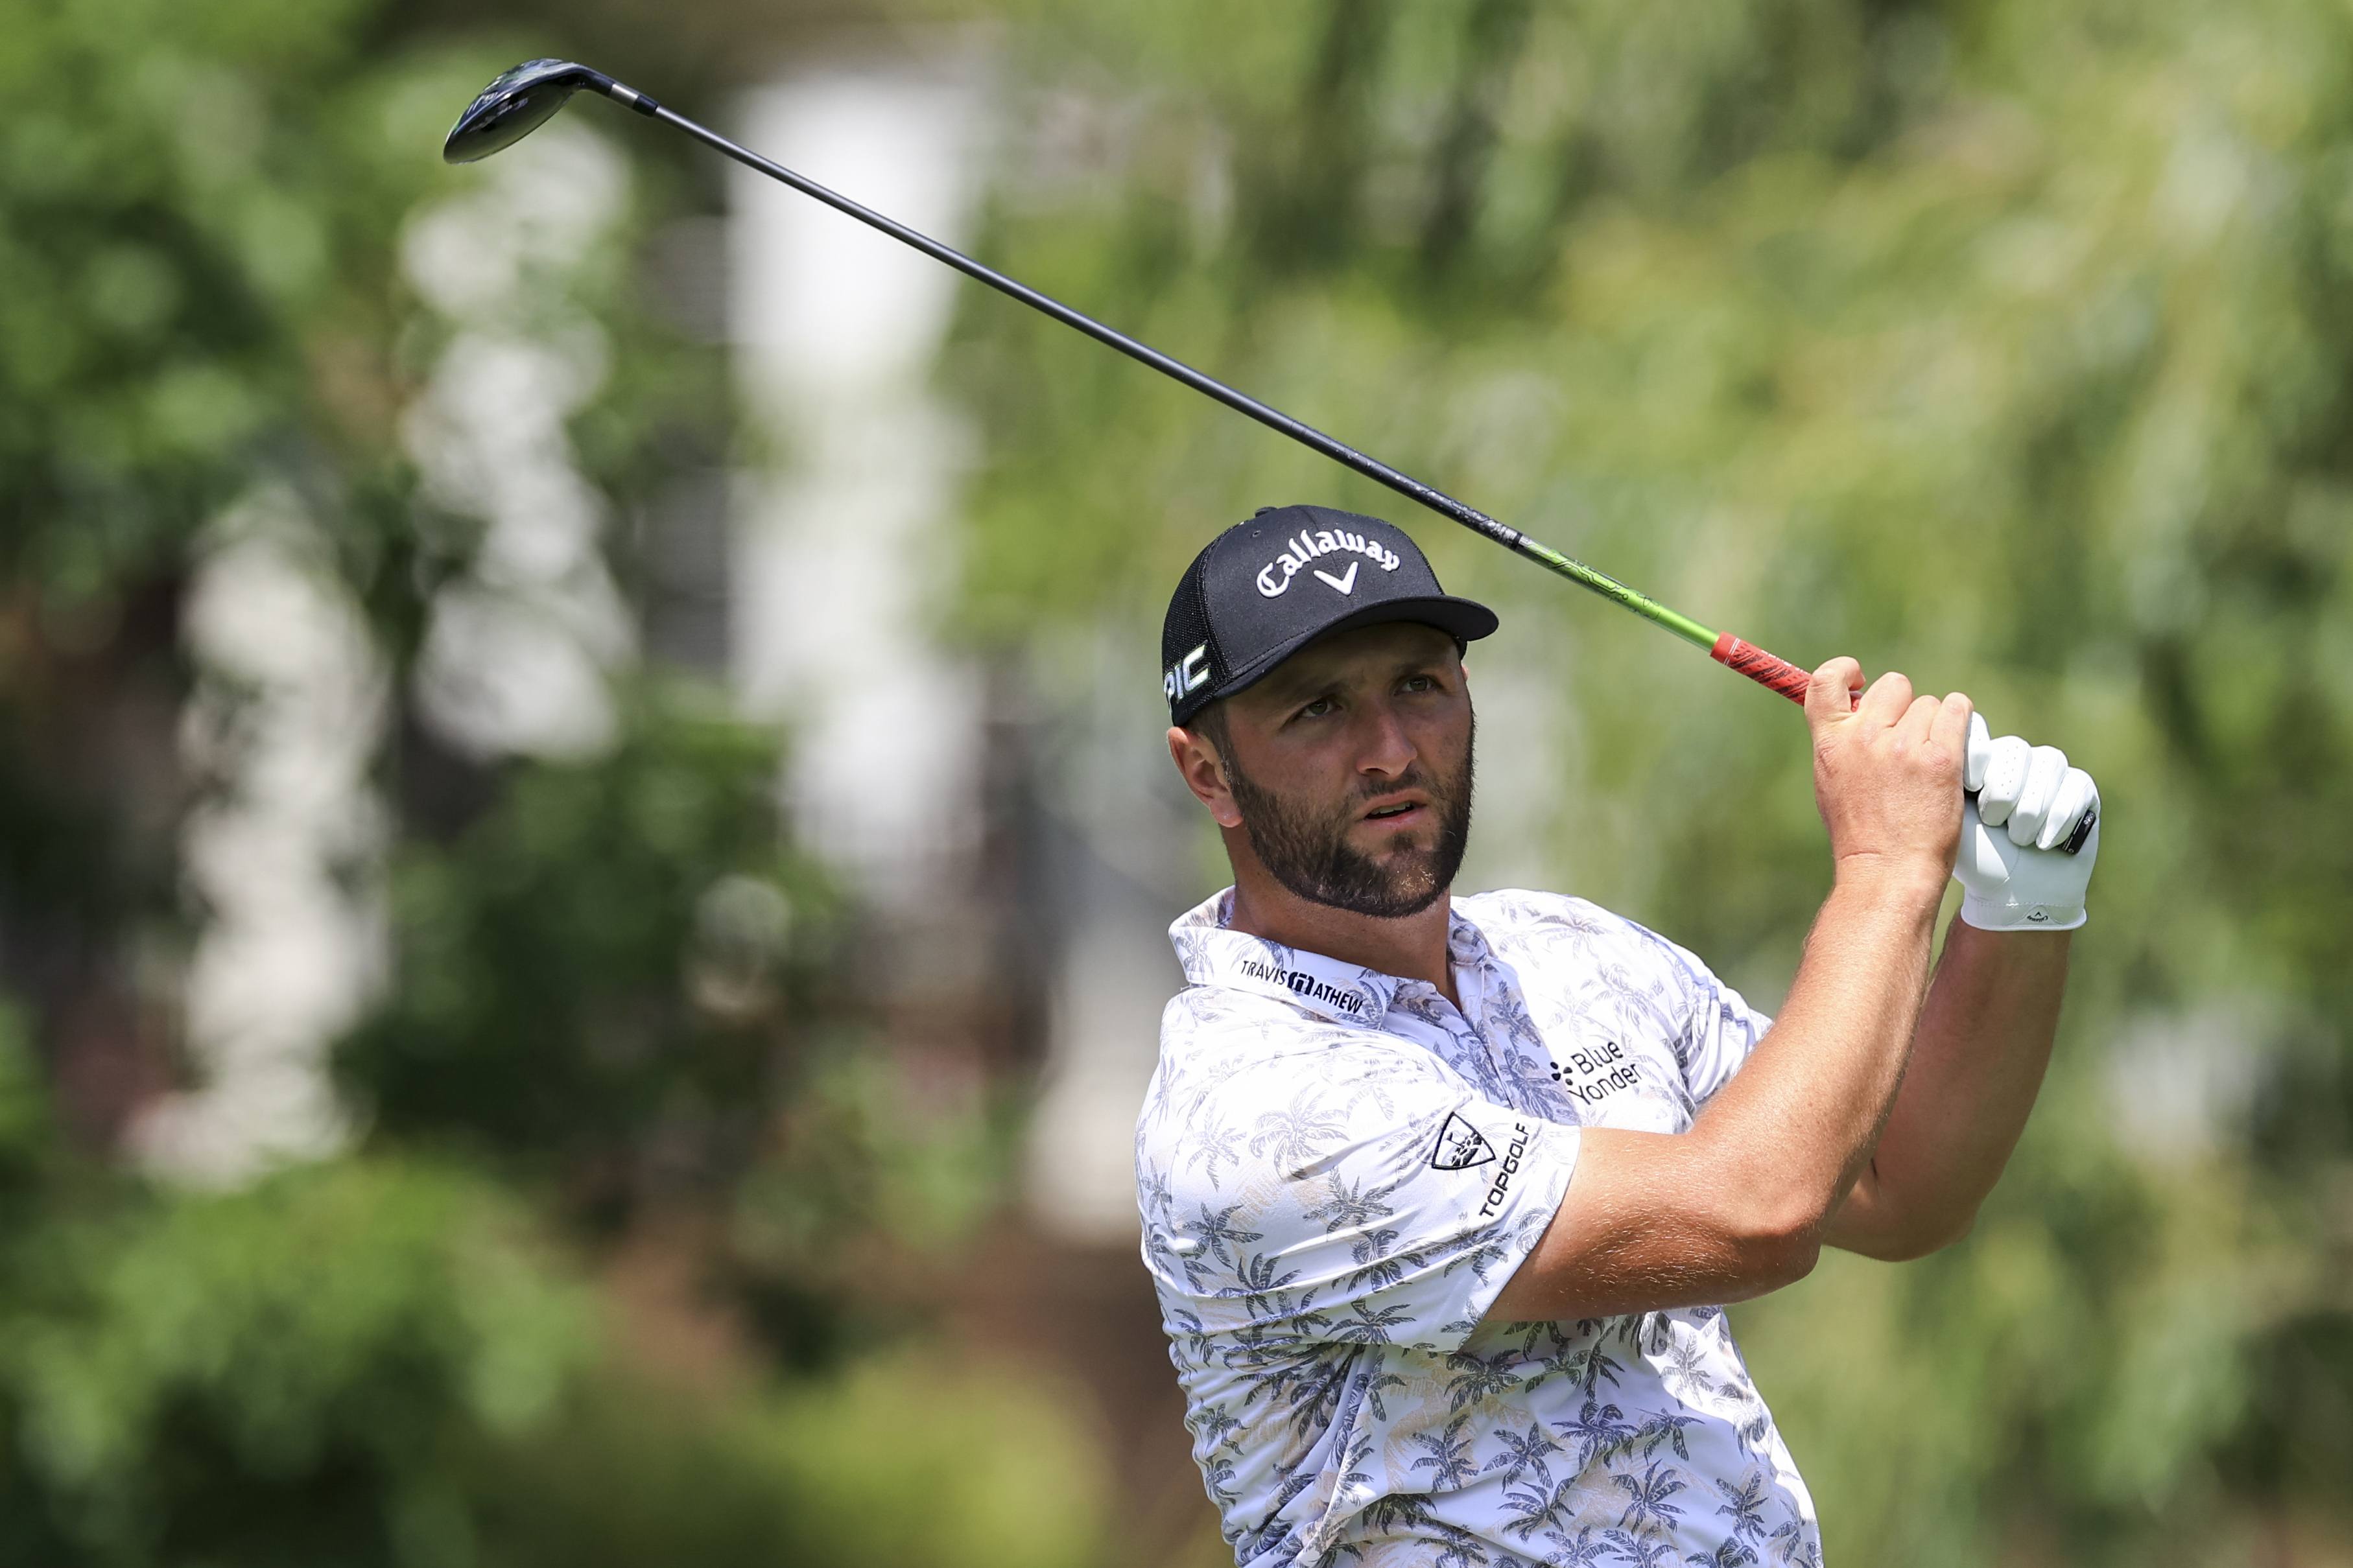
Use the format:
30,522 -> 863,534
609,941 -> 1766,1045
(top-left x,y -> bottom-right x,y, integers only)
8,0 -> 2352,1560
0,0 -> 1097,1561
339,694 -> 816,1201
0,1007 -> 1103,1567
482,1355 -> 1108,1568
956,0 -> 2353,1561
1,0 -> 395,588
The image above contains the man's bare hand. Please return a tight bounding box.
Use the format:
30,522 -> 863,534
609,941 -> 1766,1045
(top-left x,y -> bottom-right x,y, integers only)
1804,658 -> 1972,900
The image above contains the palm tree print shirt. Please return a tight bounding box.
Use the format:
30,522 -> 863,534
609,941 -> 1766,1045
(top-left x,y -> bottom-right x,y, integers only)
1137,888 -> 1822,1568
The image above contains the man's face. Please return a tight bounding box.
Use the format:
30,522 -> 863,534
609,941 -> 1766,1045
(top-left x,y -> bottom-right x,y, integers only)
1194,622 -> 1474,919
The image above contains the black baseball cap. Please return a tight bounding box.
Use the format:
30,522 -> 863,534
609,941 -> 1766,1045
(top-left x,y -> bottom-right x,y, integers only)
1161,504 -> 1498,725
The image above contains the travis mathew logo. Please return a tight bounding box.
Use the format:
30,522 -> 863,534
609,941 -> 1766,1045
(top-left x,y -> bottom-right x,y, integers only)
1429,1112 -> 1496,1171
1255,528 -> 1402,598
1478,1121 -> 1533,1217
1550,1040 -> 1640,1107
1235,958 -> 1376,1020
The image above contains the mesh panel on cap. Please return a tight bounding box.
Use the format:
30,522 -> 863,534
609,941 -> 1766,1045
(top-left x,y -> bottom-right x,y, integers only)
1160,547 -> 1225,724
1160,554 -> 1210,672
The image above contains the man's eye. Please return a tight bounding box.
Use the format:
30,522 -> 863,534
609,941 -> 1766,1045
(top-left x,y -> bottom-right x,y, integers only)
1298,697 -> 1336,720
1401,675 -> 1436,693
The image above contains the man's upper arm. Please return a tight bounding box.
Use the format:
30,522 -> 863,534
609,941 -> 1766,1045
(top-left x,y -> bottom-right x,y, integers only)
1139,1031 -> 1578,1357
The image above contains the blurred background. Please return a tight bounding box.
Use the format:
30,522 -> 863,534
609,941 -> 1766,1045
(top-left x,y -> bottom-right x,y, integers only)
1,0 -> 2348,1562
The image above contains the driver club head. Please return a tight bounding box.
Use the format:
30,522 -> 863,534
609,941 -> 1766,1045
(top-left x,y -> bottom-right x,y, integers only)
443,58 -> 611,164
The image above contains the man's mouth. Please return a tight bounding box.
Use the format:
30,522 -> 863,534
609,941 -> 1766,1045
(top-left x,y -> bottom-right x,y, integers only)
1362,799 -> 1427,824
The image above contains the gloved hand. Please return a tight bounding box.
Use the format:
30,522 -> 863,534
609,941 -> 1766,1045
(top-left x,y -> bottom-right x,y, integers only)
1954,713 -> 2101,931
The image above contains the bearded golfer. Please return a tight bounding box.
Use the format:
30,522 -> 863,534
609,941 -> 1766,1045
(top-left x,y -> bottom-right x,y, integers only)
1137,504 -> 2099,1567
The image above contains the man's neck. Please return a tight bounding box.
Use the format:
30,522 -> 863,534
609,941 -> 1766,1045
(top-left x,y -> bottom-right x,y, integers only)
1224,875 -> 1460,1009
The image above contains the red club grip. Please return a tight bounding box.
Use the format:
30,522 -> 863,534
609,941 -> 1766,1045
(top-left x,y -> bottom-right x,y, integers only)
1710,633 -> 1813,705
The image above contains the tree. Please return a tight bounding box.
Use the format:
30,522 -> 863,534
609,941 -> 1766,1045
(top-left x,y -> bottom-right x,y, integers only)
0,0 -> 1100,1559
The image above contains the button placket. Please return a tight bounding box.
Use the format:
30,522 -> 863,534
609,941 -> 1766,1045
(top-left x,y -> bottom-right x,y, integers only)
1454,957 -> 1519,1101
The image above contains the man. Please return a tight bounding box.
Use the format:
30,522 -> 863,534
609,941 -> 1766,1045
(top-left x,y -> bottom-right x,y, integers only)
1136,504 -> 2099,1567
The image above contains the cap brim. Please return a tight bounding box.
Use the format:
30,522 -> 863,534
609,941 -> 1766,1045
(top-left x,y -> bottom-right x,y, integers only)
1195,594 -> 1500,714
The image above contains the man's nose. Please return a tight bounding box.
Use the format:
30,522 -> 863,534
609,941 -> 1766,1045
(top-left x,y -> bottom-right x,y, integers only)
1354,700 -> 1419,778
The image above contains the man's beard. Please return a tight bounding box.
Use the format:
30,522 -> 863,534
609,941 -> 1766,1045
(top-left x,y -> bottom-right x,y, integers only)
1223,719 -> 1474,919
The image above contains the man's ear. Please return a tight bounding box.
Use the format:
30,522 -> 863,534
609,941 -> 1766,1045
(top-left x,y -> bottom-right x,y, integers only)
1167,724 -> 1245,828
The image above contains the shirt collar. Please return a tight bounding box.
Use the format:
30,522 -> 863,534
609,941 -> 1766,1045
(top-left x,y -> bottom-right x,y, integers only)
1446,904 -> 1495,968
1167,888 -> 1490,1027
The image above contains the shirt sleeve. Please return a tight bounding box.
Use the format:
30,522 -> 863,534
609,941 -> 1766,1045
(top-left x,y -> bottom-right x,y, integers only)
1142,1028 -> 1577,1359
1644,927 -> 1774,1110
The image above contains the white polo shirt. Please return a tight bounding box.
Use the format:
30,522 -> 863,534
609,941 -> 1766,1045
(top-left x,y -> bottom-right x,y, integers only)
1136,888 -> 1821,1568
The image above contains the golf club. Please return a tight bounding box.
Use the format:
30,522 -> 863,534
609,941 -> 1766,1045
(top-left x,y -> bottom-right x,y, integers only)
443,59 -> 2094,854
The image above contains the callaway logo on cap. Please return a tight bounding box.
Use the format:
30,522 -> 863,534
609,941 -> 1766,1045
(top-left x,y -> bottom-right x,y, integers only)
1161,504 -> 1499,724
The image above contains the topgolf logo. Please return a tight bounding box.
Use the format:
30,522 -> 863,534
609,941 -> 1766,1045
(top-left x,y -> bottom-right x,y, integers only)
1256,528 -> 1401,598
1477,1121 -> 1534,1218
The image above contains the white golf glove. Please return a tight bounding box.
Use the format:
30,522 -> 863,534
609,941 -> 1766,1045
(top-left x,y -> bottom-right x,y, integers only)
1954,714 -> 2101,931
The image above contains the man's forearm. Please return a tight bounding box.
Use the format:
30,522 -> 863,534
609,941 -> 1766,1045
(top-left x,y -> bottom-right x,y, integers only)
1827,919 -> 2070,1257
1689,868 -> 1945,1241
1485,668 -> 1982,1323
